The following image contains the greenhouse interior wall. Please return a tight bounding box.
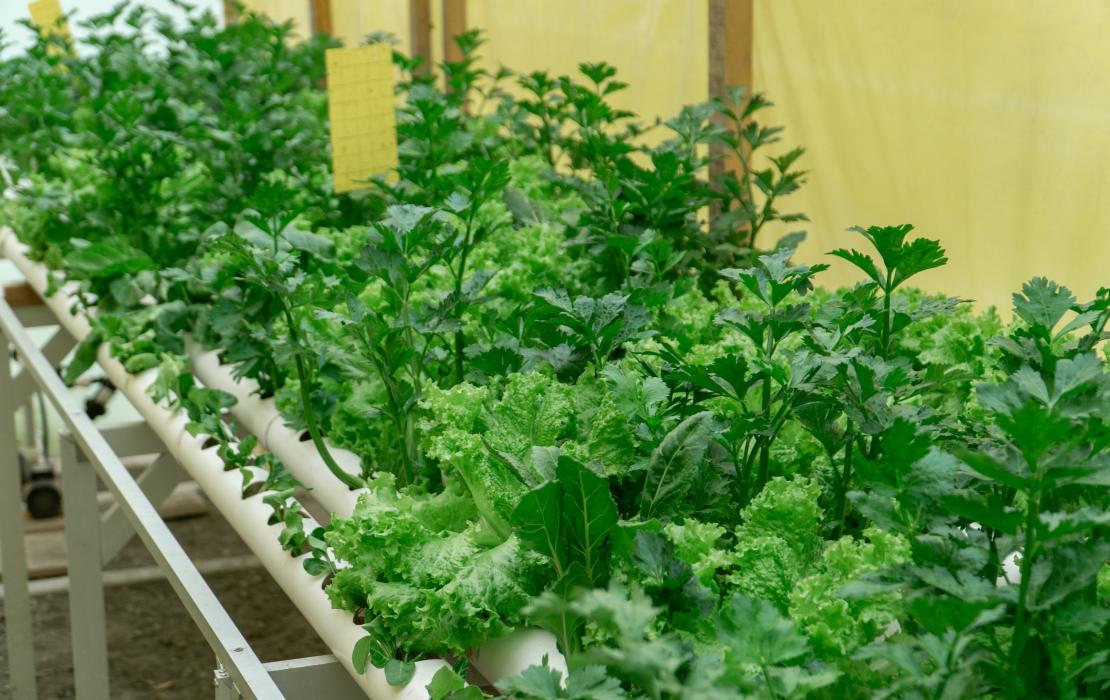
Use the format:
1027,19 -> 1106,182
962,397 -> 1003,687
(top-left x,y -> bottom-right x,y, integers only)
239,0 -> 1110,312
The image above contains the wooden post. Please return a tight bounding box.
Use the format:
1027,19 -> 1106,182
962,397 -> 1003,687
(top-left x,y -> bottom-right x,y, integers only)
442,0 -> 467,64
708,0 -> 754,179
708,0 -> 753,99
4,283 -> 43,308
310,0 -> 333,36
409,0 -> 433,74
222,0 -> 239,26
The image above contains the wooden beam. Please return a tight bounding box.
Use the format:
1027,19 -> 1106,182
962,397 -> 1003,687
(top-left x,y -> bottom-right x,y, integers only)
222,0 -> 239,26
708,0 -> 754,178
708,0 -> 753,98
310,0 -> 333,36
442,0 -> 467,64
409,0 -> 433,74
4,283 -> 43,308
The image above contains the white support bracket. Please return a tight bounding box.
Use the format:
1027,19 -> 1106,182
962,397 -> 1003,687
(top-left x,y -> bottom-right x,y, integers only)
100,451 -> 186,565
0,335 -> 37,700
99,420 -> 171,458
10,327 -> 74,405
11,303 -> 58,328
215,655 -> 366,699
2,233 -> 284,699
58,419 -> 188,566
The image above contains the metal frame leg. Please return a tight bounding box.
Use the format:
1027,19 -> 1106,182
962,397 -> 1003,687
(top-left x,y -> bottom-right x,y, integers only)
0,336 -> 36,700
214,664 -> 238,700
60,431 -> 111,698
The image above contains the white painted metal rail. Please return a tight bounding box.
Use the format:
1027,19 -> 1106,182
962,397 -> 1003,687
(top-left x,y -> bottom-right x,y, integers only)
0,295 -> 283,699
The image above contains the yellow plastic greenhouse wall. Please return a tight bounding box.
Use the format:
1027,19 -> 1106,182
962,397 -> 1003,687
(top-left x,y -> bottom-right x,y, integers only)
466,0 -> 708,147
238,0 -> 1106,312
329,0 -> 412,57
238,0 -> 310,37
757,0 -> 1110,311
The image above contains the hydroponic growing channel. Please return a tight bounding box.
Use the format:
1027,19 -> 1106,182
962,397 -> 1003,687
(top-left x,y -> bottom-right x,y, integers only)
0,4 -> 1108,700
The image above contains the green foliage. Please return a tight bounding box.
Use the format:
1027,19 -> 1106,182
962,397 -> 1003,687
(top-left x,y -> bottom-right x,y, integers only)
327,476 -> 547,662
513,456 -> 620,652
3,8 -> 1107,697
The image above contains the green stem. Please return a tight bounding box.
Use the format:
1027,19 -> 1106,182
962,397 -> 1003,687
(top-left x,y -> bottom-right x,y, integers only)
452,215 -> 476,385
834,420 -> 855,537
739,439 -> 756,506
880,271 -> 893,357
757,378 -> 771,491
365,342 -> 414,487
760,664 -> 780,700
757,327 -> 775,492
1009,488 -> 1040,678
283,306 -> 362,490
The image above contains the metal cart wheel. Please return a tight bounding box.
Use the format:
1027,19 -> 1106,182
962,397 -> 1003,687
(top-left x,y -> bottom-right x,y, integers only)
24,477 -> 62,519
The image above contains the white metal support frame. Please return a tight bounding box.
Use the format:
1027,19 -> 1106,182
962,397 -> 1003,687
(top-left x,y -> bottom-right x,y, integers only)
0,226 -> 451,698
216,655 -> 368,700
0,294 -> 284,699
59,430 -> 111,697
0,333 -> 36,700
100,451 -> 186,565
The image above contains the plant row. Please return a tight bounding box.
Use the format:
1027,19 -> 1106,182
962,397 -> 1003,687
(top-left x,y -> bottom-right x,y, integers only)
1,5 -> 1108,699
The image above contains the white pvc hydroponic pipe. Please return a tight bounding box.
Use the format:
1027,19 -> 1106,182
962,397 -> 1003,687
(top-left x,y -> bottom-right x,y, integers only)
186,336 -> 570,683
0,228 -> 449,700
187,342 -> 362,516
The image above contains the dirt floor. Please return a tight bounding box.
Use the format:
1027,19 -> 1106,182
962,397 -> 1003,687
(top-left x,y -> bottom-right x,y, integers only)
0,500 -> 328,699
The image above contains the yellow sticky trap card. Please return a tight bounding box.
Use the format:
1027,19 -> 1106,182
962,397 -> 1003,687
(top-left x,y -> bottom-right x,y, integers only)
28,0 -> 71,40
326,44 -> 399,194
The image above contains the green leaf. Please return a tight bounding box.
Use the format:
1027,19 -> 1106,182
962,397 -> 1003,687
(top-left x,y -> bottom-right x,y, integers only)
558,456 -> 618,587
1012,277 -> 1075,331
1011,365 -> 1051,404
485,372 -> 575,470
1051,353 -> 1102,401
639,411 -> 714,519
496,662 -> 563,697
352,635 -> 373,675
427,666 -> 483,700
942,494 -> 1022,535
63,331 -> 102,385
718,593 -> 810,667
302,556 -> 329,576
503,186 -> 548,227
65,240 -> 156,279
890,237 -> 947,289
384,659 -> 416,686
1030,539 -> 1110,610
829,247 -> 881,287
1037,508 -> 1110,541
513,481 -> 566,575
497,661 -> 626,700
957,451 -> 1029,490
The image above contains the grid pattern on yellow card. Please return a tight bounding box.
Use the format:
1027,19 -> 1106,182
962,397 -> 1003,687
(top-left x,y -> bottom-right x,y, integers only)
28,0 -> 70,39
326,44 -> 398,194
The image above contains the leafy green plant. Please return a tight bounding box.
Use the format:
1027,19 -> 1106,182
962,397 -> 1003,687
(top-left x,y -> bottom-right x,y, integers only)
2,8 -> 1107,698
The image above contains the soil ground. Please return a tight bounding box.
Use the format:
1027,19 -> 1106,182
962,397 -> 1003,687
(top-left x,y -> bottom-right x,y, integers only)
0,500 -> 328,699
